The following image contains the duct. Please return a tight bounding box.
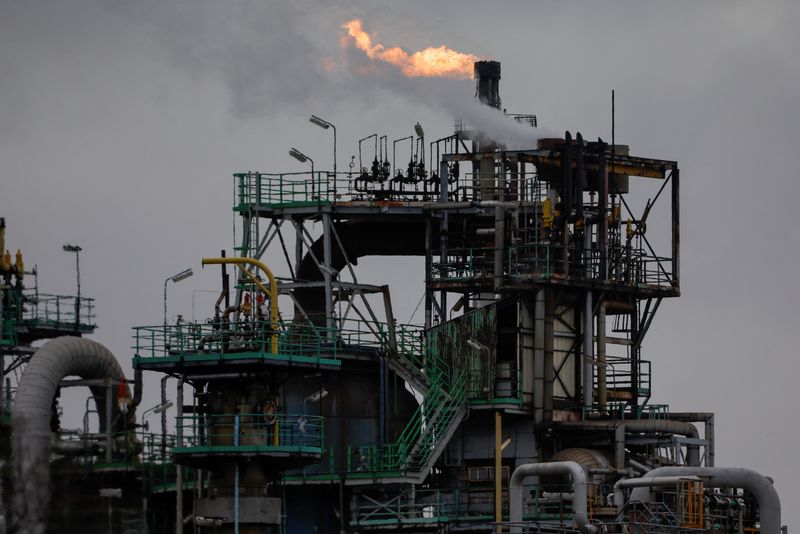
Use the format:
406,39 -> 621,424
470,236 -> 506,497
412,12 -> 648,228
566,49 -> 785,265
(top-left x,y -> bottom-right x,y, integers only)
557,419 -> 701,466
509,461 -> 597,534
629,467 -> 781,534
10,337 -> 133,534
294,220 -> 428,325
613,475 -> 700,508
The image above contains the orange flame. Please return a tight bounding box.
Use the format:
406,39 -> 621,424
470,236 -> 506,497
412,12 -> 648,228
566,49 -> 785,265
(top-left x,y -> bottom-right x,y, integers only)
342,19 -> 478,79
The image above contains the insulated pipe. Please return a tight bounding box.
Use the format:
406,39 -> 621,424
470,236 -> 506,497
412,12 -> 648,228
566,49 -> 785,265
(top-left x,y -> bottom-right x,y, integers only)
613,475 -> 700,508
202,257 -> 279,353
509,461 -> 597,534
629,467 -> 781,534
10,337 -> 132,534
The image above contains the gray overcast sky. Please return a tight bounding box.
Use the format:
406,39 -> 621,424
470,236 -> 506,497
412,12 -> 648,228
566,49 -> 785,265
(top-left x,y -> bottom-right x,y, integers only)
2,0 -> 799,525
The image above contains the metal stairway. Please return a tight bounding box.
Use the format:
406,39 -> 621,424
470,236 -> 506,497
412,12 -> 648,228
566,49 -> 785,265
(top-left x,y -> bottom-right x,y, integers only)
351,329 -> 467,484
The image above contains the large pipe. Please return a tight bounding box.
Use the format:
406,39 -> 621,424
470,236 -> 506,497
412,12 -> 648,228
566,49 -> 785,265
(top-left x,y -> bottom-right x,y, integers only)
509,461 -> 597,534
10,337 -> 132,534
629,467 -> 781,534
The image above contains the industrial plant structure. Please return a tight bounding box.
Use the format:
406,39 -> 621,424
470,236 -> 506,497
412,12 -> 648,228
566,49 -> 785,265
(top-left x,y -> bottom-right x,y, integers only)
0,61 -> 787,533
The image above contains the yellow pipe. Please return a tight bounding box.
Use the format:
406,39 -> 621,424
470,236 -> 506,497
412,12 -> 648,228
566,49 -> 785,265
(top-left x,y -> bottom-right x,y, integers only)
201,257 -> 280,354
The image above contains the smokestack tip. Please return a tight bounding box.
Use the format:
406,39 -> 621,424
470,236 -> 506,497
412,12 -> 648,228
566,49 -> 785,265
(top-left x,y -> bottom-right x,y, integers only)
474,60 -> 501,79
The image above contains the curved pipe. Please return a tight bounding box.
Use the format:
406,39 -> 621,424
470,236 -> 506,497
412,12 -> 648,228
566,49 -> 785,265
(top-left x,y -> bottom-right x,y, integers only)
202,257 -> 279,353
509,461 -> 597,534
629,466 -> 781,534
10,337 -> 132,534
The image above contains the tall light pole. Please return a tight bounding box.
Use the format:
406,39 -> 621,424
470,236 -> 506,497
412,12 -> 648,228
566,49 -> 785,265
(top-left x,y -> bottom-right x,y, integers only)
289,147 -> 315,197
163,268 -> 193,327
62,244 -> 81,323
310,115 -> 336,195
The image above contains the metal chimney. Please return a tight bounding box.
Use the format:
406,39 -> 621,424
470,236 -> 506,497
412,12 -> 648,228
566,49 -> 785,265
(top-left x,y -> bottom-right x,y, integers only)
474,60 -> 501,109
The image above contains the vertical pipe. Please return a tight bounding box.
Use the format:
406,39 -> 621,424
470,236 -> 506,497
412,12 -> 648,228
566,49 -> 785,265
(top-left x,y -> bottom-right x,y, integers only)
533,292 -> 545,424
543,289 -> 554,421
598,142 -> 608,280
614,424 -> 625,470
424,217 -> 433,330
630,306 -> 639,409
323,213 -> 334,334
234,415 -> 240,534
597,302 -> 607,412
583,224 -> 594,411
706,415 -> 715,467
495,411 -> 503,532
175,378 -> 184,534
379,357 -> 385,445
160,376 -> 169,462
439,161 -> 449,316
234,463 -> 240,534
672,167 -> 680,286
494,205 -> 505,293
105,379 -> 112,464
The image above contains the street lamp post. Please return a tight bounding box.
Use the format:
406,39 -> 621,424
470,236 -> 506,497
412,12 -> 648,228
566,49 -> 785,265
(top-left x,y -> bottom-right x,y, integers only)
309,115 -> 336,195
289,147 -> 315,197
163,268 -> 193,328
62,244 -> 81,324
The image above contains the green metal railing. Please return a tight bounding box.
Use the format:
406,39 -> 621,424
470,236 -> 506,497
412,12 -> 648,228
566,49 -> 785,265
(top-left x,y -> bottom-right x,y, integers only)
235,171 -> 341,209
350,488 -> 498,527
431,242 -> 674,289
132,320 -> 338,361
22,292 -> 96,329
175,412 -> 324,453
348,367 -> 466,475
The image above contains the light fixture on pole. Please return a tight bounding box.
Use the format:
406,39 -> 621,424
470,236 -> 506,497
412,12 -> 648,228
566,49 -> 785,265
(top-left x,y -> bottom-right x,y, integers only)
164,268 -> 193,327
289,147 -> 315,197
62,244 -> 82,322
310,115 -> 337,194
140,400 -> 174,441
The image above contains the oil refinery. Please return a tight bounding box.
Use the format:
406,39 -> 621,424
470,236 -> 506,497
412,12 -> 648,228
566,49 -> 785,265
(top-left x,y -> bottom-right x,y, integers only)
0,58 -> 789,534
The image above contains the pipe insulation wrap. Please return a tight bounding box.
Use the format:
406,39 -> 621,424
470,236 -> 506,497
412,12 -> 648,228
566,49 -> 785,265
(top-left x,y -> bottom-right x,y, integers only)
10,337 -> 132,534
509,461 -> 597,534
629,466 -> 781,534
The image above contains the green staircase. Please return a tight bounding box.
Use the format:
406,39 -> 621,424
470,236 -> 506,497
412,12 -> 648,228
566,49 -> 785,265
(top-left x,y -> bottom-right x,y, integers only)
348,325 -> 467,484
